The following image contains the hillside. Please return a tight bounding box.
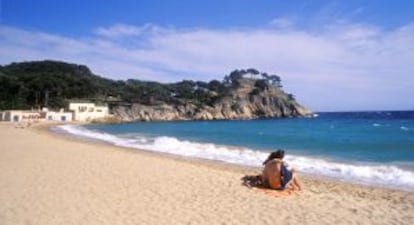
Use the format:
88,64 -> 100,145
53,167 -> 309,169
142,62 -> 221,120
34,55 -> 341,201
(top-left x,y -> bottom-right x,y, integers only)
0,60 -> 312,120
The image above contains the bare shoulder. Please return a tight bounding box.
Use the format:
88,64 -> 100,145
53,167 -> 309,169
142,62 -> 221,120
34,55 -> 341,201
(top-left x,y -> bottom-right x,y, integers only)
265,159 -> 282,168
271,158 -> 283,164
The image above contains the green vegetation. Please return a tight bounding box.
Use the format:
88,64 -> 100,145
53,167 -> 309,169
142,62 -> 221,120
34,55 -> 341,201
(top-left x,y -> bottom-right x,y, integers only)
0,60 -> 287,110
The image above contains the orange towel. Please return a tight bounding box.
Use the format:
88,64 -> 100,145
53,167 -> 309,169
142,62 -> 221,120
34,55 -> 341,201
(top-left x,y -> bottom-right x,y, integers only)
242,174 -> 297,197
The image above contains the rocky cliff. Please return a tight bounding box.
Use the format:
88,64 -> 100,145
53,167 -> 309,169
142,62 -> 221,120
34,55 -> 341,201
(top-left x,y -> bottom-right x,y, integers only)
110,77 -> 312,121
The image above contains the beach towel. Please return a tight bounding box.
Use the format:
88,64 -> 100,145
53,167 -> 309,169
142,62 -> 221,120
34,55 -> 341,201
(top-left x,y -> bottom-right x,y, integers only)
241,175 -> 294,197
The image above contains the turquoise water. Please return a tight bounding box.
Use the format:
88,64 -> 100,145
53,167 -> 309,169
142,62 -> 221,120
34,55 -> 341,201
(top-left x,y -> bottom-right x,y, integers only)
56,111 -> 414,190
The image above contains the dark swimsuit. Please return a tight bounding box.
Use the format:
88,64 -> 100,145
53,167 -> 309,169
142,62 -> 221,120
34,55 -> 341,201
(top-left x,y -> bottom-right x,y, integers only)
280,162 -> 293,189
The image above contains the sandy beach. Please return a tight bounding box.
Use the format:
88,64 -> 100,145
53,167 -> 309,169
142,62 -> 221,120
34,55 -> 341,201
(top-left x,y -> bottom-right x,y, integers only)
0,122 -> 413,225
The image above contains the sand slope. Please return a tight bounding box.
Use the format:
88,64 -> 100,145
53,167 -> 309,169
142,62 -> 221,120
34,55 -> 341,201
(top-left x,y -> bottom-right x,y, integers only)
0,123 -> 413,225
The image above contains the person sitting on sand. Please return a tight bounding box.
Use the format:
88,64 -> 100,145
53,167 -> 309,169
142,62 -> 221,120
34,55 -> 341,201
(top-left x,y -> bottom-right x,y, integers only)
262,149 -> 301,191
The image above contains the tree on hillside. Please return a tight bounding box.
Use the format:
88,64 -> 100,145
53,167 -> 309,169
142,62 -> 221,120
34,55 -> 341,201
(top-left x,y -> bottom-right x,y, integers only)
229,70 -> 244,81
269,74 -> 282,88
208,80 -> 224,93
0,61 -> 290,111
247,68 -> 260,75
254,79 -> 269,91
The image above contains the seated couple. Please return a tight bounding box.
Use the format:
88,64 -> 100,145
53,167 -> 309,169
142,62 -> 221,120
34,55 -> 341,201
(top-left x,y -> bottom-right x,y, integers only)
243,149 -> 301,192
261,149 -> 301,191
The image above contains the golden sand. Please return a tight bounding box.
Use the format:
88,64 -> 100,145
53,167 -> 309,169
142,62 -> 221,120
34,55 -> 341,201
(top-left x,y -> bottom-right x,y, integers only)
0,123 -> 413,224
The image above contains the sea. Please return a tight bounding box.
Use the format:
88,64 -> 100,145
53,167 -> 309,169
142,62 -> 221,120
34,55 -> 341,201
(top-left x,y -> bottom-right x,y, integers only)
53,111 -> 414,191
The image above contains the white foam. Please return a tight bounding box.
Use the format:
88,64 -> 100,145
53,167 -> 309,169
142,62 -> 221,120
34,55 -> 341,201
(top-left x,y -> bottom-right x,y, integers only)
401,126 -> 410,131
286,156 -> 414,189
57,125 -> 414,190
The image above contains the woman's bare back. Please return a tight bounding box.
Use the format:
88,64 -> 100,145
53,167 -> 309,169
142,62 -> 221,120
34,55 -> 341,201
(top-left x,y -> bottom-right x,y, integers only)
263,159 -> 282,189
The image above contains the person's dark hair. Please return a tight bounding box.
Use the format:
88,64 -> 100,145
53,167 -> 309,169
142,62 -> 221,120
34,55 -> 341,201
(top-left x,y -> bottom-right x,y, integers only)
262,149 -> 285,165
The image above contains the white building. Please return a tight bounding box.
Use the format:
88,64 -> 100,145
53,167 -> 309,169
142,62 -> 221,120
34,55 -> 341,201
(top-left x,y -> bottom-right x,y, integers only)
0,110 -> 40,122
0,102 -> 110,123
68,102 -> 109,122
0,109 -> 73,123
43,108 -> 73,122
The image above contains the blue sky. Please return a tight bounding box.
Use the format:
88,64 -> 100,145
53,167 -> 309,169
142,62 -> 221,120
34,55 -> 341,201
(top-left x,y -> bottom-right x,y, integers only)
1,0 -> 414,111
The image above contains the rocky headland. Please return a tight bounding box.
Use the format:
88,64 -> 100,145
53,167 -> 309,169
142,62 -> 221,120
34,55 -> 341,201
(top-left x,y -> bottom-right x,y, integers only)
110,76 -> 312,121
0,61 -> 312,122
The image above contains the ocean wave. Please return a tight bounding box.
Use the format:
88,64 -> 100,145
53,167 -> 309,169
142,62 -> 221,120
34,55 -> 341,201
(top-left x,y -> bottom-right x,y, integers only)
56,125 -> 414,190
286,156 -> 414,189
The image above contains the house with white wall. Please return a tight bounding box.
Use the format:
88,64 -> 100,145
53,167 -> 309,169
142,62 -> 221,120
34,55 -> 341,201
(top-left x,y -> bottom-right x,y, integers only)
42,108 -> 73,122
0,110 -> 41,122
68,102 -> 109,122
0,108 -> 73,123
1,101 -> 110,123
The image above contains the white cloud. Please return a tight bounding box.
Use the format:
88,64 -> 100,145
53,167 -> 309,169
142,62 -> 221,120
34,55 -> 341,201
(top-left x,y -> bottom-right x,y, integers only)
1,22 -> 414,111
94,23 -> 171,39
269,17 -> 295,28
95,23 -> 147,38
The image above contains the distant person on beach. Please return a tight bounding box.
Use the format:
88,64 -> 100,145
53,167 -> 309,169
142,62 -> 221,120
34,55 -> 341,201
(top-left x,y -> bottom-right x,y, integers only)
262,149 -> 301,190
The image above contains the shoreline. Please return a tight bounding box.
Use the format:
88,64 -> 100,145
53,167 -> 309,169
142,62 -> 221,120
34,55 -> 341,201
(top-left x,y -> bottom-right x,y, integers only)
1,122 -> 414,224
52,122 -> 414,192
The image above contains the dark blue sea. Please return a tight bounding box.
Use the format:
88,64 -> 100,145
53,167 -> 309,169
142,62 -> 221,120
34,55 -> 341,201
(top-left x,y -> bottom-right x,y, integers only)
55,111 -> 414,190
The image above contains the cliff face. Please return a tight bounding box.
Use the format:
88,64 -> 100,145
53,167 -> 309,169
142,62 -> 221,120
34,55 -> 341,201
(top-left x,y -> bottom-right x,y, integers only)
111,78 -> 312,121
